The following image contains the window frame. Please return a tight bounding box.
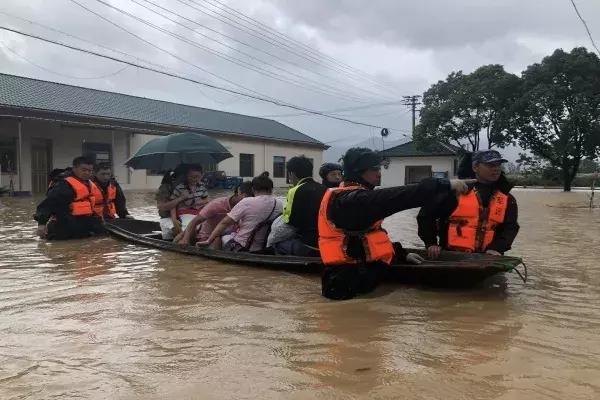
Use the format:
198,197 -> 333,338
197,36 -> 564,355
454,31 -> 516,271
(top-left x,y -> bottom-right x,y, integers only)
239,153 -> 255,177
273,156 -> 286,178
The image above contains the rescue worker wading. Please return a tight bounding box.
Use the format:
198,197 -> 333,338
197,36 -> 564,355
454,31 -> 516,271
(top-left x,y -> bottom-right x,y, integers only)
91,162 -> 132,220
318,147 -> 474,300
417,150 -> 519,259
35,156 -> 105,240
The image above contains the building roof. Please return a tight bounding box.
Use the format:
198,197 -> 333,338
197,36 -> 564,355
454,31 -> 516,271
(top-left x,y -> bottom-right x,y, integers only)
0,73 -> 325,147
380,140 -> 461,157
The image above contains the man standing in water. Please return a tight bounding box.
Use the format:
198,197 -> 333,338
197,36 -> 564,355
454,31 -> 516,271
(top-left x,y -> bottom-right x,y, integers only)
91,163 -> 132,220
417,150 -> 520,259
318,148 -> 473,300
35,156 -> 104,240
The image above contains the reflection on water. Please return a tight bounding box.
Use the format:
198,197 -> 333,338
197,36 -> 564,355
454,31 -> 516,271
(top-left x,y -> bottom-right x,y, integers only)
1,189 -> 599,399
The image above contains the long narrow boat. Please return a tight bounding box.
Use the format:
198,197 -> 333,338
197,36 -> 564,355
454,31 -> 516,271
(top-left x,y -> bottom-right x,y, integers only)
106,219 -> 526,286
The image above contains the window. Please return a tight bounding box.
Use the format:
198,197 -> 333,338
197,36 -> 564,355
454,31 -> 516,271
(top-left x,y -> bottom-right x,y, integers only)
83,142 -> 112,166
405,166 -> 432,184
273,156 -> 285,178
0,137 -> 16,173
239,153 -> 254,177
453,158 -> 458,177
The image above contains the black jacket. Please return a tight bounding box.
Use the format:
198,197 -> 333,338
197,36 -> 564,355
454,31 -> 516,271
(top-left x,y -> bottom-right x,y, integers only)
287,178 -> 327,247
93,178 -> 130,219
328,178 -> 452,261
417,176 -> 519,254
34,175 -> 129,224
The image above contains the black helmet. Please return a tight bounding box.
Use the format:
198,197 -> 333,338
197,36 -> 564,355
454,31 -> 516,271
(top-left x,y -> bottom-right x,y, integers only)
319,162 -> 343,180
342,147 -> 383,180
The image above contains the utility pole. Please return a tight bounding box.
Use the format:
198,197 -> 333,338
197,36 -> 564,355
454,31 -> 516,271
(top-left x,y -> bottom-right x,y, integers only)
402,95 -> 422,135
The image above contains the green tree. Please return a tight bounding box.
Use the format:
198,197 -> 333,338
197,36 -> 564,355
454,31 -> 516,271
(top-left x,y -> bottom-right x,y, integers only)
415,65 -> 521,151
579,158 -> 600,174
511,47 -> 600,191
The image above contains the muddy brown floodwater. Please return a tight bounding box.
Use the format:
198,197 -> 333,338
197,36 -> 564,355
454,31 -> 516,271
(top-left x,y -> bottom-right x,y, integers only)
0,189 -> 599,399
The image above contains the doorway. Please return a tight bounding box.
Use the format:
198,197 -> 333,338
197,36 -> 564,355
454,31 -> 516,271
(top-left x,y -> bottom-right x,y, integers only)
31,138 -> 52,194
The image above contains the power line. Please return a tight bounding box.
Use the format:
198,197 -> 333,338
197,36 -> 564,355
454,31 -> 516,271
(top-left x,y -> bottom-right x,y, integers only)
67,0 -> 280,103
569,0 -> 600,56
134,0 -> 392,102
84,0 -> 380,104
401,95 -> 421,134
0,10 -> 171,71
0,25 -> 400,131
258,101 -> 404,118
174,0 -> 399,100
119,0 -> 380,103
197,0 -> 403,97
0,10 -> 249,106
0,40 -> 129,79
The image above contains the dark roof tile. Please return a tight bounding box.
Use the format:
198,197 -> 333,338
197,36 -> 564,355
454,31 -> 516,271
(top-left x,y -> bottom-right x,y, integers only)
0,73 -> 324,146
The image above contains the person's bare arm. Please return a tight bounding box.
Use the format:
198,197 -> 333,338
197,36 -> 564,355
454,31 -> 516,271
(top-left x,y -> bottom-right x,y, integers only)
197,216 -> 235,246
178,214 -> 207,245
157,190 -> 191,212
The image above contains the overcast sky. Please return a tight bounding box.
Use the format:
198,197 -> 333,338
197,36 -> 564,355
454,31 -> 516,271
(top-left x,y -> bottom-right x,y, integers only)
0,0 -> 598,158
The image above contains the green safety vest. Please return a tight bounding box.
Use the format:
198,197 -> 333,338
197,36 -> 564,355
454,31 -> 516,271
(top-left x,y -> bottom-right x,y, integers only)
282,177 -> 311,223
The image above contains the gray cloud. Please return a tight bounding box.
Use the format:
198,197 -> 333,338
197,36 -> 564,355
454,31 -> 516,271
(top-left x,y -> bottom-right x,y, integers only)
0,0 -> 598,152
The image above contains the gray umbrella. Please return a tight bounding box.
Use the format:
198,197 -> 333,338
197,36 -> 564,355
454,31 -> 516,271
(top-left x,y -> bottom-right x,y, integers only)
125,132 -> 232,171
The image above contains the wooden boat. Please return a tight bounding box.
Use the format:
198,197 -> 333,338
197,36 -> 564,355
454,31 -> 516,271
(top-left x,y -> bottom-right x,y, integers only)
105,219 -> 526,286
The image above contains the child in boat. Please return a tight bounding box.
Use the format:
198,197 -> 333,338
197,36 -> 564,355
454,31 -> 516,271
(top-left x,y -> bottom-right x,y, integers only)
169,165 -> 209,233
198,172 -> 282,252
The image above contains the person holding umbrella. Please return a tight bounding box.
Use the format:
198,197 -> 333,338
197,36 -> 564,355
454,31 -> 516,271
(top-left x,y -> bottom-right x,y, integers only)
125,132 -> 234,239
169,164 -> 210,234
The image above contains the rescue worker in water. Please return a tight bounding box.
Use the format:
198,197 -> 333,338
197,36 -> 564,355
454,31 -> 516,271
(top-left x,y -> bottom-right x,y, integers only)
417,150 -> 519,259
91,163 -> 132,220
35,156 -> 104,240
318,147 -> 474,300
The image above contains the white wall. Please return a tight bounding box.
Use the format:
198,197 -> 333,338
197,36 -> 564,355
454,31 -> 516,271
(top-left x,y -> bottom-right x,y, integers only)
381,156 -> 458,187
0,118 -> 324,192
0,118 -> 127,192
127,133 -> 324,189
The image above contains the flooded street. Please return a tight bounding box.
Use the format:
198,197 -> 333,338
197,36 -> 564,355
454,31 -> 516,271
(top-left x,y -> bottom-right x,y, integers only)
1,189 -> 599,399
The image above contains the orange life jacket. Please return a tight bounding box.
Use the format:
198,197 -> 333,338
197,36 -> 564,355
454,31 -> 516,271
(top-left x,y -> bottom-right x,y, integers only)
64,176 -> 97,217
447,189 -> 508,253
91,181 -> 117,218
318,183 -> 395,265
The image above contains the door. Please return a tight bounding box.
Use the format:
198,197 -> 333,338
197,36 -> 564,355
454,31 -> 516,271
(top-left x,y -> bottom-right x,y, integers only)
31,139 -> 52,194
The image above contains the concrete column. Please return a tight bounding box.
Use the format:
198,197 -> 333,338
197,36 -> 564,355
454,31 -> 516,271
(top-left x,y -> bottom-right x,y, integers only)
17,119 -> 22,192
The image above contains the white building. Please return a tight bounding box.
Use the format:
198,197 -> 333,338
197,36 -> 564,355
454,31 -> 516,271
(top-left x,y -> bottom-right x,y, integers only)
0,73 -> 326,194
380,141 -> 460,187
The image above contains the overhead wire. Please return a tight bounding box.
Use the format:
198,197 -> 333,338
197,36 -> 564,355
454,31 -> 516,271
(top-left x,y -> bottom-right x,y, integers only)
174,0 -> 399,100
67,0 -> 282,103
133,0 -> 394,102
569,0 -> 600,56
0,10 -> 253,106
0,40 -> 130,79
194,0 -> 402,97
103,0 -> 380,103
0,25 -> 406,131
258,101 -> 406,118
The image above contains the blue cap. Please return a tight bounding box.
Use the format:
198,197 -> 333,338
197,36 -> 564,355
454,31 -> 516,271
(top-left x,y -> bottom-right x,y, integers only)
472,150 -> 508,165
